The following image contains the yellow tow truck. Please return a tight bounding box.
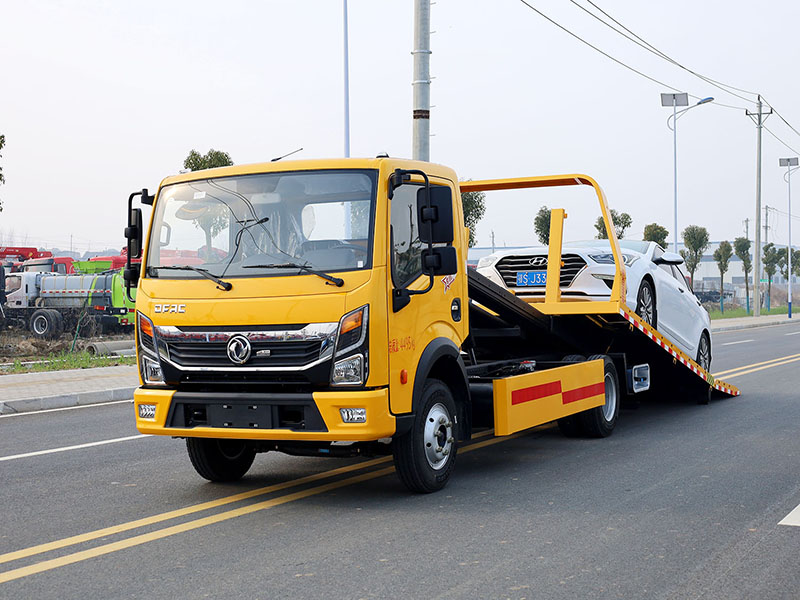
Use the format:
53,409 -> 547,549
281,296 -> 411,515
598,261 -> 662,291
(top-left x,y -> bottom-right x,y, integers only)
123,158 -> 738,492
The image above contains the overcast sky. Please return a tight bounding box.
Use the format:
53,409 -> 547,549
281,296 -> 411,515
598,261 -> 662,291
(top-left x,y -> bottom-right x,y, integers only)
2,0 -> 800,253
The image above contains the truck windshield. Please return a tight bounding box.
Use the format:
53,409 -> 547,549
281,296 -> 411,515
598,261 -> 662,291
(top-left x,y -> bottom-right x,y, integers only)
145,170 -> 376,281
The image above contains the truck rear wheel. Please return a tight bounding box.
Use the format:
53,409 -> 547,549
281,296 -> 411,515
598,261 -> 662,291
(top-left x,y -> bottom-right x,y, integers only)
577,355 -> 620,438
30,309 -> 60,339
186,438 -> 256,482
393,379 -> 458,493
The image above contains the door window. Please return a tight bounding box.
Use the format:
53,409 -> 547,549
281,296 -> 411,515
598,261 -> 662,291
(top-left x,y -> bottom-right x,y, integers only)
390,184 -> 424,287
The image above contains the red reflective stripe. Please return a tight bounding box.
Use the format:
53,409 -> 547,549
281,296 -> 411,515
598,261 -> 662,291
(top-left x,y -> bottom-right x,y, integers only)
563,382 -> 605,404
511,381 -> 562,405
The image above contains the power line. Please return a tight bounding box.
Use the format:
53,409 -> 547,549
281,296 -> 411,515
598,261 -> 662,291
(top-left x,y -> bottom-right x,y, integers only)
762,123 -> 800,157
573,0 -> 759,105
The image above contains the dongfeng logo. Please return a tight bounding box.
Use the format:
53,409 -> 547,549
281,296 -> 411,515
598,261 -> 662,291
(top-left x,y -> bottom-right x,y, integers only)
226,335 -> 252,365
529,256 -> 548,267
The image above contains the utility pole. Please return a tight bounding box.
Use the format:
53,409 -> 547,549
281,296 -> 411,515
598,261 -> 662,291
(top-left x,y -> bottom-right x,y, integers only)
763,206 -> 771,245
746,95 -> 772,316
491,230 -> 496,253
343,0 -> 350,158
412,0 -> 431,161
743,218 -> 750,239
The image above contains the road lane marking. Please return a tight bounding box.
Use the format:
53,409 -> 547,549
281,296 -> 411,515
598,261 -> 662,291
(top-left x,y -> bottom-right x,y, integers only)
720,339 -> 753,346
0,400 -> 132,419
0,435 -> 149,462
0,429 -> 496,565
786,331 -> 800,336
712,353 -> 800,377
720,356 -> 800,380
779,503 -> 800,527
0,430 -> 518,583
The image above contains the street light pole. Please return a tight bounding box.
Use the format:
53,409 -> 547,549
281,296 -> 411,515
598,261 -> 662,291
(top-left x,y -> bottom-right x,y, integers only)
343,0 -> 350,158
661,94 -> 713,254
779,157 -> 798,318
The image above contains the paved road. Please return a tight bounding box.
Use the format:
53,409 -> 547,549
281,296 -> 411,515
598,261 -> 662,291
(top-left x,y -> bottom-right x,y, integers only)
1,324 -> 798,599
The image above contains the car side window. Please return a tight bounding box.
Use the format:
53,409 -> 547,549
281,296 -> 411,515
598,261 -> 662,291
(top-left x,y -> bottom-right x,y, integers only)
673,264 -> 692,290
390,184 -> 424,287
652,246 -> 672,276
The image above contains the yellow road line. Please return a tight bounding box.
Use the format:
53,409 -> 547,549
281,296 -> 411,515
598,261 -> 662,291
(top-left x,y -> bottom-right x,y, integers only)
712,353 -> 800,378
718,356 -> 800,380
0,429 -> 495,566
0,430 -> 521,585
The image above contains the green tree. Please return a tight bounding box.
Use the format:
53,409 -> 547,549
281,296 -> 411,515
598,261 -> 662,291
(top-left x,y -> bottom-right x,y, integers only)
183,148 -> 234,259
533,205 -> 551,245
461,188 -> 485,248
594,209 -> 632,240
643,222 -> 669,248
763,242 -> 780,306
713,240 -> 732,312
183,148 -> 233,172
734,237 -> 752,313
0,133 -> 5,212
679,225 -> 709,289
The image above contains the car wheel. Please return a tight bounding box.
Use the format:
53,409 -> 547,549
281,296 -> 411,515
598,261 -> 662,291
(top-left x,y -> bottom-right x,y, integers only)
186,438 -> 256,482
635,280 -> 657,329
392,379 -> 458,493
696,331 -> 711,372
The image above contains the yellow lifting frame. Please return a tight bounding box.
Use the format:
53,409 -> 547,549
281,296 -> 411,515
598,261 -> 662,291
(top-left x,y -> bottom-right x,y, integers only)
460,174 -> 627,316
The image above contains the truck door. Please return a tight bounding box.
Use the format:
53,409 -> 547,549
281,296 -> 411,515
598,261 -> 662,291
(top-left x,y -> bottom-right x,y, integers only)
385,177 -> 465,416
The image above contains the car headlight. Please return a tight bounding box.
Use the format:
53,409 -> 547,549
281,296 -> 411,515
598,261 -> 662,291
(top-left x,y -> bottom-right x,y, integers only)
588,252 -> 639,266
137,312 -> 166,386
331,306 -> 369,386
477,255 -> 497,269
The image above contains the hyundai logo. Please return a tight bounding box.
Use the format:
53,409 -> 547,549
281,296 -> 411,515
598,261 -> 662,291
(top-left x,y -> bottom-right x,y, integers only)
528,256 -> 548,267
226,335 -> 252,365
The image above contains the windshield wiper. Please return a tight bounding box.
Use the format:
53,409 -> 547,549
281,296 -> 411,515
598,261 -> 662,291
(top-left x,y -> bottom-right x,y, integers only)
243,263 -> 344,287
149,265 -> 233,291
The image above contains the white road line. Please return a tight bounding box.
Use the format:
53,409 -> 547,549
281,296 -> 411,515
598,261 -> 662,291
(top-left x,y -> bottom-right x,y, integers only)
785,331 -> 800,336
0,400 -> 133,419
779,503 -> 800,527
0,435 -> 150,462
721,339 -> 754,346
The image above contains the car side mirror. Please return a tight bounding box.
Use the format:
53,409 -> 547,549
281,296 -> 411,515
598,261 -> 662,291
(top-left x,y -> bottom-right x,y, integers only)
125,208 -> 143,259
654,251 -> 683,266
422,247 -> 458,275
417,186 -> 454,244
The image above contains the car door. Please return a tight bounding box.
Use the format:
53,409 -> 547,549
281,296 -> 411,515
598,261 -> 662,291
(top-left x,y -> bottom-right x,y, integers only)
650,246 -> 684,344
670,264 -> 703,355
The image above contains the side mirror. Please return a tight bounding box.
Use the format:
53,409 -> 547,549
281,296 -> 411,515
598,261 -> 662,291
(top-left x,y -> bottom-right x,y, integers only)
125,208 -> 143,259
422,247 -> 458,276
417,186 -> 454,244
654,251 -> 683,266
123,264 -> 141,285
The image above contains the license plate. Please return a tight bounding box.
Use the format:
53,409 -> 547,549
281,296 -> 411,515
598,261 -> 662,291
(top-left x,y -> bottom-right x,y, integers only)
516,271 -> 547,287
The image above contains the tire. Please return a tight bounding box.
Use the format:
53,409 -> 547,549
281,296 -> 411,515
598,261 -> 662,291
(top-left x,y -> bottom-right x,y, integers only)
393,379 -> 458,493
30,309 -> 59,339
557,355 -> 587,437
47,310 -> 64,337
577,355 -> 620,438
696,331 -> 711,372
186,438 -> 256,482
635,279 -> 657,329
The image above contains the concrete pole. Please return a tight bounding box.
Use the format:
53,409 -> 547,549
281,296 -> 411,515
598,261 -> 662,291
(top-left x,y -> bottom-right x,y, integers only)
754,96 -> 763,317
412,0 -> 431,161
789,166 -> 793,318
343,0 -> 351,158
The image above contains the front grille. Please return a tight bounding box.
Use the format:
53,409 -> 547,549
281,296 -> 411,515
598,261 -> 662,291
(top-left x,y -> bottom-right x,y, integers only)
167,339 -> 324,368
495,253 -> 587,289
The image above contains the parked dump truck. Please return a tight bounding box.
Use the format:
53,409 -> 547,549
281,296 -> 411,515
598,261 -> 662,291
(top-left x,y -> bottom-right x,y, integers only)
2,270 -> 134,337
124,158 -> 739,493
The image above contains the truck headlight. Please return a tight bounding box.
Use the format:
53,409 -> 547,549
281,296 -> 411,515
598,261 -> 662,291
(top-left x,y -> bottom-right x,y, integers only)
137,312 -> 166,386
141,355 -> 165,385
332,354 -> 364,385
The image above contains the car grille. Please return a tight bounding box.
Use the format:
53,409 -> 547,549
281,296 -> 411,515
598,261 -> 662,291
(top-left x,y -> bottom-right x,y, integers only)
166,339 -> 325,368
495,253 -> 587,288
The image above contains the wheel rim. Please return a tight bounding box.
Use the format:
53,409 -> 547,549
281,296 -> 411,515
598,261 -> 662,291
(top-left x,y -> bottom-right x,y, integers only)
423,402 -> 454,470
697,336 -> 710,371
602,372 -> 617,422
32,315 -> 48,335
638,285 -> 654,325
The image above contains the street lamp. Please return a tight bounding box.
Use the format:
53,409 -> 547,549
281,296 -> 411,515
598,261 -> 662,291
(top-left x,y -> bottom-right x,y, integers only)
661,93 -> 714,253
779,156 -> 798,318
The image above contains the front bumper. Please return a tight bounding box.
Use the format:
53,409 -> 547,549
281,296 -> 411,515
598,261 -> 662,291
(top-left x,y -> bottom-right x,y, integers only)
134,386 -> 395,441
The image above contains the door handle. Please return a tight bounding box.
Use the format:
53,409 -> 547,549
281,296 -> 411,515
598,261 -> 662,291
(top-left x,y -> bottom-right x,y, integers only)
677,287 -> 684,293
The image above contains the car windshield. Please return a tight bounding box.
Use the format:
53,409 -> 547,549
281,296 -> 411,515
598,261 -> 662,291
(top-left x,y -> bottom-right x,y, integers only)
145,170 -> 376,280
567,240 -> 651,254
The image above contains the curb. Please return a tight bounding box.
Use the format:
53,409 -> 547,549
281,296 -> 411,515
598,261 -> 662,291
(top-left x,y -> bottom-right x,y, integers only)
711,318 -> 800,333
0,387 -> 136,415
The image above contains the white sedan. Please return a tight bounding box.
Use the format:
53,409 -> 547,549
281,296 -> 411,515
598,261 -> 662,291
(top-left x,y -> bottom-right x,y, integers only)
476,240 -> 712,370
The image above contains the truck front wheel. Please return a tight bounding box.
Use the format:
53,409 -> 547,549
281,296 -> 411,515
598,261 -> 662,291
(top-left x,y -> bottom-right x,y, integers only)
30,309 -> 59,339
393,379 -> 458,493
186,438 -> 256,482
